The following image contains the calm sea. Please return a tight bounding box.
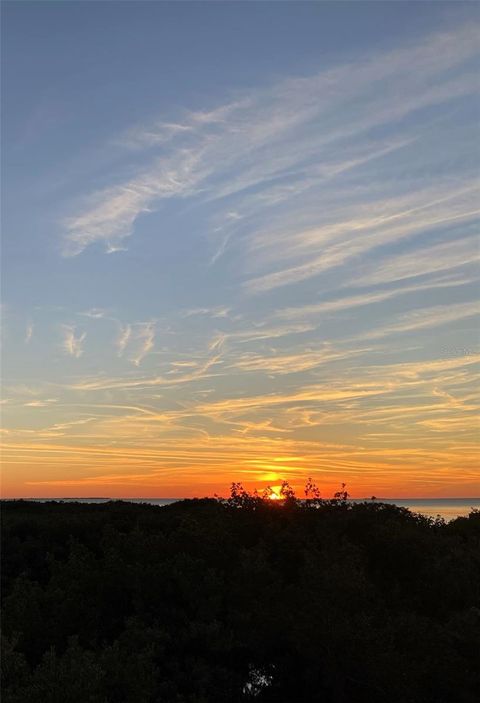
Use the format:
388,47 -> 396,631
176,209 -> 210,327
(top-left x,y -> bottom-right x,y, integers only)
356,498 -> 480,521
16,497 -> 480,522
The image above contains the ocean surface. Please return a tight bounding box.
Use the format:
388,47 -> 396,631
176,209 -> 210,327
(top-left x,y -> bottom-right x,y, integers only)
13,497 -> 480,521
357,498 -> 480,521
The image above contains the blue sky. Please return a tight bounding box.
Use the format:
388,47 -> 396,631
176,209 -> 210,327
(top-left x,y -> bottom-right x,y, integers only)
2,2 -> 479,498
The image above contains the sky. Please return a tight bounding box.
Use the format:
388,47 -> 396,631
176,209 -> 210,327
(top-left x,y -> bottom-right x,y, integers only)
1,1 -> 479,499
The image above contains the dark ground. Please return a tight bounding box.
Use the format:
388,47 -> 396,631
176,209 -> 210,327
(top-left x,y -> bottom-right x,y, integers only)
2,494 -> 479,702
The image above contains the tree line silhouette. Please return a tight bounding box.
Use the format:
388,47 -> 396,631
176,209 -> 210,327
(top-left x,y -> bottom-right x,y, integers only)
2,481 -> 479,702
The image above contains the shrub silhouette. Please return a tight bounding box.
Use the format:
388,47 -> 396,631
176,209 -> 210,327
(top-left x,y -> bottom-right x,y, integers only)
2,489 -> 479,702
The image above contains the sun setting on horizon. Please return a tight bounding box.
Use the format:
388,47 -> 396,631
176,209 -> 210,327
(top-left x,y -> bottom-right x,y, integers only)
2,3 -> 479,501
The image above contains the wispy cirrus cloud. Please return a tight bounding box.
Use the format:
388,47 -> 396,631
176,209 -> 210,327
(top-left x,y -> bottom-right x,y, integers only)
244,184 -> 479,293
114,320 -> 157,365
61,23 -> 479,259
116,323 -> 132,357
359,300 -> 480,340
63,149 -> 207,256
130,321 -> 156,367
349,236 -> 479,288
181,306 -> 232,319
274,277 -> 472,321
230,346 -> 370,375
66,352 -> 222,392
25,322 -> 33,344
79,308 -> 108,319
62,325 -> 86,358
23,398 -> 58,408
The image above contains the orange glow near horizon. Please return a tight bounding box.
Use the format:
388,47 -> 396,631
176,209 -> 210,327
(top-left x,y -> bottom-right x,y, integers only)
2,353 -> 479,499
2,431 -> 480,499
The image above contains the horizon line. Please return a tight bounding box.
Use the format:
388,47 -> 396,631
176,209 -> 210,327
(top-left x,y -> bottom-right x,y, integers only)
2,496 -> 480,502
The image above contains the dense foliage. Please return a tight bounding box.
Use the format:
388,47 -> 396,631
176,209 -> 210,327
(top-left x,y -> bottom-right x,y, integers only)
2,489 -> 480,702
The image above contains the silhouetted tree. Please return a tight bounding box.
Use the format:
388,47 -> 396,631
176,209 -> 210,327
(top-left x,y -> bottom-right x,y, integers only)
304,477 -> 322,506
2,495 -> 479,702
332,482 -> 350,503
279,481 -> 297,508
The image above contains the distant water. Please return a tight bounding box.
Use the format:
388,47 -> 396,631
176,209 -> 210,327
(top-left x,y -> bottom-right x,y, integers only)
369,498 -> 480,521
15,497 -> 480,521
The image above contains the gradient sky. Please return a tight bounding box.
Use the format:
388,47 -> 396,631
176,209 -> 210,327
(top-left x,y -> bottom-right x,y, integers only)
2,1 -> 479,498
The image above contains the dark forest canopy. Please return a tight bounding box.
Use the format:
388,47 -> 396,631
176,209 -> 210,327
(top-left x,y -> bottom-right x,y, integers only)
2,487 -> 480,703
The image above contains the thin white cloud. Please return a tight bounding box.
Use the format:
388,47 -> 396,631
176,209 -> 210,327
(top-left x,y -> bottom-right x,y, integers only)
207,323 -> 315,351
24,398 -> 59,408
130,321 -> 156,367
230,347 -> 369,375
62,326 -> 86,358
181,306 -> 231,319
275,277 -> 474,321
244,185 -> 479,294
79,308 -> 107,319
360,300 -> 480,340
349,236 -> 479,288
118,120 -> 194,150
67,352 -> 222,391
63,149 -> 207,256
116,324 -> 132,356
25,322 -> 33,344
62,23 -> 479,257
